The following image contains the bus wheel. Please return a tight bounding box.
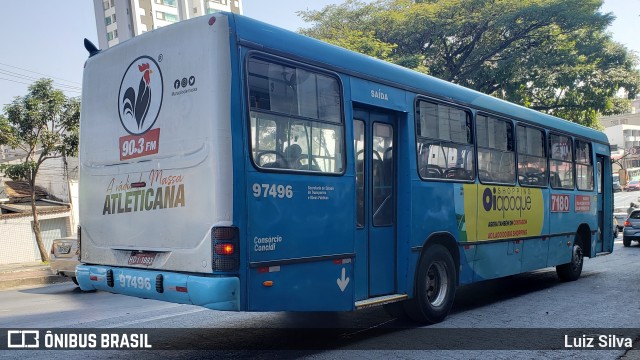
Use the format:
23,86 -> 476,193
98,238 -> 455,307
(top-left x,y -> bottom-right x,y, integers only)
404,244 -> 456,324
556,234 -> 584,282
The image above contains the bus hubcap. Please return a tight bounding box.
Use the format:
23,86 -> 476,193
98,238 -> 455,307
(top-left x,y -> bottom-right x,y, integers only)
426,261 -> 448,307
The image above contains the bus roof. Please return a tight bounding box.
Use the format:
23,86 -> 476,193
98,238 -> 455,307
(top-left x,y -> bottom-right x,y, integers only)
229,13 -> 609,146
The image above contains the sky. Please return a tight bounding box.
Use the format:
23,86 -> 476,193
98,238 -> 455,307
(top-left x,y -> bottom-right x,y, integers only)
0,0 -> 638,109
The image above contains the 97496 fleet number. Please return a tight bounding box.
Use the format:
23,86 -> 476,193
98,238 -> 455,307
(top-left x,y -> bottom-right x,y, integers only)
252,183 -> 293,198
119,274 -> 152,290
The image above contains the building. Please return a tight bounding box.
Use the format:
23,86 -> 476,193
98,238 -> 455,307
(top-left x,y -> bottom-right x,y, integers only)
93,0 -> 243,49
0,145 -> 78,204
600,98 -> 640,172
0,180 -> 75,264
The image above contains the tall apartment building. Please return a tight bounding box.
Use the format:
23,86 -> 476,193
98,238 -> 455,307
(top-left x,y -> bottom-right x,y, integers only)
93,0 -> 243,49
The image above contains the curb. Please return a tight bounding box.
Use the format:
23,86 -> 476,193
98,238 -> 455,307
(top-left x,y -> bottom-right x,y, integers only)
0,268 -> 71,291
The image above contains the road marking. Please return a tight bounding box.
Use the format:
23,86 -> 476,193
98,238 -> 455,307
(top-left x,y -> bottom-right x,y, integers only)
101,307 -> 207,328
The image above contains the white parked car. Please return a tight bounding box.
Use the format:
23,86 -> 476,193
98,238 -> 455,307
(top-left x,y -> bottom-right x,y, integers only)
49,237 -> 79,285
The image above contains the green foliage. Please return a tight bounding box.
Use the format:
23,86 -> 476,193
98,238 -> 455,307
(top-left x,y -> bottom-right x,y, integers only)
0,78 -> 80,181
298,0 -> 398,60
0,162 -> 36,182
298,0 -> 640,127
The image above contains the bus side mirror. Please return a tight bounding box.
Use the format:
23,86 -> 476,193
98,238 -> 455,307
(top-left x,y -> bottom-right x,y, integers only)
619,169 -> 628,186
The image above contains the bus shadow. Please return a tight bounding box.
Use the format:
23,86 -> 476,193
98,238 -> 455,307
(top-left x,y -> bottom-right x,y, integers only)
160,271 -> 601,353
450,269 -> 599,315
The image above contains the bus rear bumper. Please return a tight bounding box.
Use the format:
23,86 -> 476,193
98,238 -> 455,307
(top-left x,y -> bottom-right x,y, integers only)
76,264 -> 240,311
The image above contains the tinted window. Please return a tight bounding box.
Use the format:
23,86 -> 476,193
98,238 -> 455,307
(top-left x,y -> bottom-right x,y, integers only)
517,125 -> 547,187
248,57 -> 344,173
477,115 -> 515,184
416,101 -> 475,181
575,140 -> 593,191
549,133 -> 573,189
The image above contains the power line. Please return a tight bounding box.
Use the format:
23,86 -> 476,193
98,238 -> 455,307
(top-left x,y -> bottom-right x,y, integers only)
0,76 -> 32,87
0,77 -> 82,94
0,69 -> 81,91
0,62 -> 81,86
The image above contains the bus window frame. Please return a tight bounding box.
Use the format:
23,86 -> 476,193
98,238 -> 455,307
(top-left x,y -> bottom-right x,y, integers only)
245,51 -> 347,176
475,112 -> 516,186
516,122 -> 548,189
575,137 -> 594,192
414,96 -> 476,183
548,131 -> 575,190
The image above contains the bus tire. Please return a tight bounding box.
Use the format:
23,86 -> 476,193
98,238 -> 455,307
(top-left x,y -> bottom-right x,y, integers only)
556,234 -> 584,282
404,244 -> 456,324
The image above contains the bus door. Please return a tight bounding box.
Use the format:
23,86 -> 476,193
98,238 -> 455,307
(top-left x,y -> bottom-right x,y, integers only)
596,155 -> 605,253
353,108 -> 396,298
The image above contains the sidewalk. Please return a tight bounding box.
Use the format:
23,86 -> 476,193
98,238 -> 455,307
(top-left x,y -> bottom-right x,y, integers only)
0,261 -> 70,290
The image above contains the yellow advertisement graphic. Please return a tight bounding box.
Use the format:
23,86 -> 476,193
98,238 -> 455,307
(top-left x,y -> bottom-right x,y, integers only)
463,185 -> 544,241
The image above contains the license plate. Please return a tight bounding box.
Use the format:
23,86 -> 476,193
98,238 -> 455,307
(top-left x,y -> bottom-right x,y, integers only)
57,245 -> 71,254
128,252 -> 156,266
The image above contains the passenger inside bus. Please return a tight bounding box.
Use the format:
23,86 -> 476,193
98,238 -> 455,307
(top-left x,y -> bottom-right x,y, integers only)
284,144 -> 303,169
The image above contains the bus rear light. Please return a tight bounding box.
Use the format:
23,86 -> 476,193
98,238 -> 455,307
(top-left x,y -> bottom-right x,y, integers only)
212,226 -> 239,271
214,243 -> 235,255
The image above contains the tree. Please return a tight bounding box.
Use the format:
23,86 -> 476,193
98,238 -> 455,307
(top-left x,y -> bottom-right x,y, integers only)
298,0 -> 640,127
0,79 -> 80,262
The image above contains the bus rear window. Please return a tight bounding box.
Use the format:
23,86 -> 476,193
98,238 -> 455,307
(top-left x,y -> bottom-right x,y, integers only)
248,57 -> 344,173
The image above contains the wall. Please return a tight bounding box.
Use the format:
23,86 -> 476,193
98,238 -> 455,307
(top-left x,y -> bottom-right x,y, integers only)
0,211 -> 73,264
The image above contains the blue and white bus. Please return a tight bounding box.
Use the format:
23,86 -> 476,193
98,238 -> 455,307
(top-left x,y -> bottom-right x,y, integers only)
77,12 -> 614,324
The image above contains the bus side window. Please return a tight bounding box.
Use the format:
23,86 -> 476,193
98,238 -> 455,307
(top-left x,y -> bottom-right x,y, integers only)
549,133 -> 574,189
416,100 -> 474,182
477,114 -> 515,184
248,57 -> 344,174
517,125 -> 547,187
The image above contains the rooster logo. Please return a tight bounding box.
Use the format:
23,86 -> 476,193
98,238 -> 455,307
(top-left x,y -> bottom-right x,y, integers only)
122,63 -> 152,131
118,56 -> 163,135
